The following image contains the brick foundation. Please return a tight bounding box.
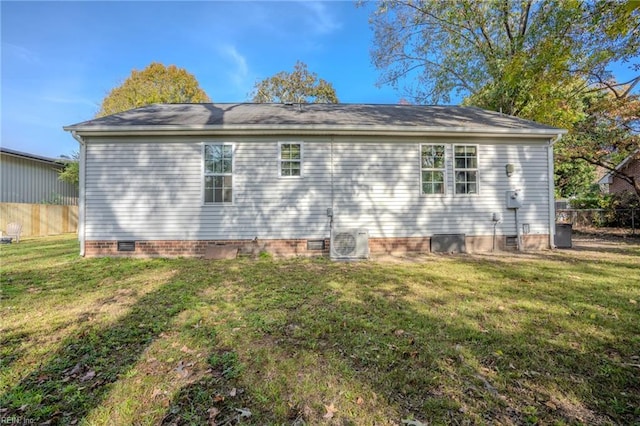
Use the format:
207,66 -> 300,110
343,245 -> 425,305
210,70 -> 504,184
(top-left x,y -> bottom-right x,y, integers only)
84,234 -> 550,258
465,234 -> 550,252
368,237 -> 431,255
84,239 -> 332,258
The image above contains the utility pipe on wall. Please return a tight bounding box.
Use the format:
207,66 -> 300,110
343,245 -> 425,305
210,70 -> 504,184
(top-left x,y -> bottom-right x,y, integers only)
71,131 -> 86,256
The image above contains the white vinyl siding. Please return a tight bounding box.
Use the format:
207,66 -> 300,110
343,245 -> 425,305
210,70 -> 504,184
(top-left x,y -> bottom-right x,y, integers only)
83,137 -> 552,241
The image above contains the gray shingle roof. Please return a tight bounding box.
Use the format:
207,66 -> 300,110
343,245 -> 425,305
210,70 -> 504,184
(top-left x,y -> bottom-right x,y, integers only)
64,103 -> 564,134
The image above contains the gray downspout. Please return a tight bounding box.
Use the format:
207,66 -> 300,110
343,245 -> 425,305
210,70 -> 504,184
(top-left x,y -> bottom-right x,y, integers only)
329,137 -> 335,243
548,134 -> 562,249
71,131 -> 86,256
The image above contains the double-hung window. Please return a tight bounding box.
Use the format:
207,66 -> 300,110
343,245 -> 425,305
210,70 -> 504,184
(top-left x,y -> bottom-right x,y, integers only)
421,144 -> 446,195
204,144 -> 233,203
279,142 -> 302,177
454,145 -> 478,194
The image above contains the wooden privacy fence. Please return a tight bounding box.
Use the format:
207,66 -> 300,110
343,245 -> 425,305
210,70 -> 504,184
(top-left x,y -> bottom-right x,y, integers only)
0,203 -> 78,238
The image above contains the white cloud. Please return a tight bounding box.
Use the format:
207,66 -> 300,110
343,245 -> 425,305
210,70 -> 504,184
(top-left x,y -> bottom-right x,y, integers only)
300,1 -> 342,35
2,42 -> 39,64
217,44 -> 252,97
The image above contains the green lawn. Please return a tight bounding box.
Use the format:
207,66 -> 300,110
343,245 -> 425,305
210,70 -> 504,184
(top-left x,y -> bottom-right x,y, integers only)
1,235 -> 639,425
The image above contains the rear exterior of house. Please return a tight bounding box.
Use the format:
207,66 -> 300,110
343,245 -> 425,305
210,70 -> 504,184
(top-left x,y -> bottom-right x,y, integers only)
64,103 -> 565,257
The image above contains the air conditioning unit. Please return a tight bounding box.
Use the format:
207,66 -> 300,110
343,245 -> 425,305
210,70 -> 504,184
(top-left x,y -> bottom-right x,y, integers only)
330,229 -> 369,260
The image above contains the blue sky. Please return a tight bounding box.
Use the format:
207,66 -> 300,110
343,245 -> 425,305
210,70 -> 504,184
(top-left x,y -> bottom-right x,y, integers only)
2,1 -> 398,158
1,1 -> 638,159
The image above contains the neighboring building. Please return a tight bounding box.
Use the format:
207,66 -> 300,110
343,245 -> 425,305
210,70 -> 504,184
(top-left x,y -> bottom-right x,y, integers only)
64,103 -> 565,257
598,149 -> 640,196
0,147 -> 78,205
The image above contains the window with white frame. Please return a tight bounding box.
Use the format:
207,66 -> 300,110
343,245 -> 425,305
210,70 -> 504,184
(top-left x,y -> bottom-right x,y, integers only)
204,144 -> 233,203
279,142 -> 302,177
454,145 -> 478,194
421,144 -> 446,195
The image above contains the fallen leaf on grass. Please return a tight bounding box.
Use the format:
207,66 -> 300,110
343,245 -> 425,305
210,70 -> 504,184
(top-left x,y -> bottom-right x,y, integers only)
175,361 -> 190,378
323,403 -> 337,419
474,374 -> 499,397
181,345 -> 195,354
208,407 -> 220,425
402,419 -> 427,426
235,408 -> 252,418
356,396 -> 364,405
80,370 -> 95,382
213,394 -> 225,402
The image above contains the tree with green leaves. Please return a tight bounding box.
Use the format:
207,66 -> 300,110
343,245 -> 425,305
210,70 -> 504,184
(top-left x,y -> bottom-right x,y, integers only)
556,91 -> 640,199
58,152 -> 79,186
97,62 -> 211,117
367,0 -> 639,126
367,0 -> 639,198
251,61 -> 339,103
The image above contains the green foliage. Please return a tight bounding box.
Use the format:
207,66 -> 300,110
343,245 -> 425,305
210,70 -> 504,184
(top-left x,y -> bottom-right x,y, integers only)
208,351 -> 243,380
571,188 -> 640,227
367,1 -> 639,198
251,61 -> 338,103
610,190 -> 640,210
570,185 -> 611,209
58,151 -> 79,186
554,156 -> 596,199
555,92 -> 640,198
97,62 -> 211,117
368,0 -> 639,112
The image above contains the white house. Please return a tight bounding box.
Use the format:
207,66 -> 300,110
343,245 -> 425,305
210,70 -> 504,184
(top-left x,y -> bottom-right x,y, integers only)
64,103 -> 565,258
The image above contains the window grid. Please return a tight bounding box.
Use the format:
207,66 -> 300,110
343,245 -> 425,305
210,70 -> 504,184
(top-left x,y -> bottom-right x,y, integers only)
421,144 -> 446,195
204,144 -> 233,203
454,145 -> 478,195
280,143 -> 302,177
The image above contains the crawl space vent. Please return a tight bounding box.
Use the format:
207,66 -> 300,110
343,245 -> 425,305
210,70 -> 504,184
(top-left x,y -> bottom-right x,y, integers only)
307,240 -> 326,251
431,234 -> 466,253
117,241 -> 136,252
505,236 -> 518,247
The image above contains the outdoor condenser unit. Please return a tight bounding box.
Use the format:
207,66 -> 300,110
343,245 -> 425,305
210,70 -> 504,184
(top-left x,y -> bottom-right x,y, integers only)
330,229 -> 369,260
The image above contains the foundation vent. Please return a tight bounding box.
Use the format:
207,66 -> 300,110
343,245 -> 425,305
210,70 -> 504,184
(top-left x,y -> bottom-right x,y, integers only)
431,234 -> 466,253
117,241 -> 136,252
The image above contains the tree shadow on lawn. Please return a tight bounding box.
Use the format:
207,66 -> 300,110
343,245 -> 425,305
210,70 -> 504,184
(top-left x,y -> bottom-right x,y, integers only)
0,262 -> 218,425
3,254 -> 637,425
569,234 -> 640,256
160,258 -> 640,425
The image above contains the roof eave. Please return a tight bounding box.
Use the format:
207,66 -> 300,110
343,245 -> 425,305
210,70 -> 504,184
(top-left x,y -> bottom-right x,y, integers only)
0,147 -> 68,166
63,124 -> 566,139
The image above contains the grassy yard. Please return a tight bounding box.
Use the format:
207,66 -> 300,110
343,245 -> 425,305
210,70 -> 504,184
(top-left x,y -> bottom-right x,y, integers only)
0,235 -> 639,425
